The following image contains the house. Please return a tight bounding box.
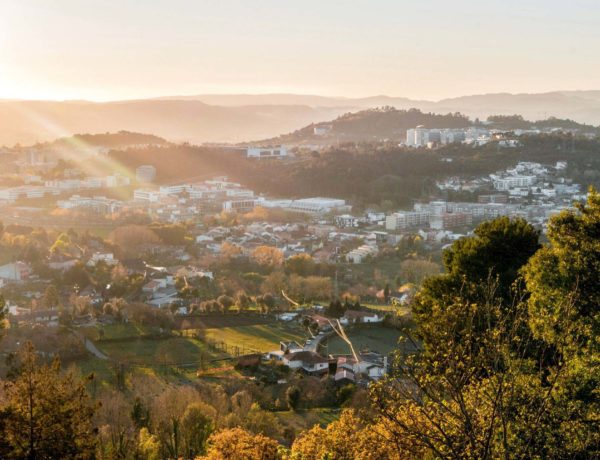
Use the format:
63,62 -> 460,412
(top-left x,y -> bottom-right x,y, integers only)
176,266 -> 214,280
339,310 -> 383,325
276,312 -> 299,321
302,314 -> 332,331
346,244 -> 378,264
11,309 -> 60,327
334,368 -> 356,384
246,146 -> 288,159
336,352 -> 388,381
281,351 -> 331,374
142,279 -> 166,294
0,261 -> 32,281
266,341 -> 304,360
147,290 -> 180,308
87,252 -> 118,267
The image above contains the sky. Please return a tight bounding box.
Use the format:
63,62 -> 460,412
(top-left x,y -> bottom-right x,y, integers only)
1,0 -> 600,101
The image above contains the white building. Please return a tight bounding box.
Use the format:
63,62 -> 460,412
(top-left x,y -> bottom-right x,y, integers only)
493,175 -> 537,191
288,197 -> 349,214
159,184 -> 189,196
346,244 -> 378,264
406,126 -> 429,147
406,127 -> 467,147
339,310 -> 383,325
335,214 -> 360,228
105,174 -> 131,188
385,211 -> 430,230
313,125 -> 332,136
87,253 -> 118,267
246,146 -> 288,159
136,165 -> 156,183
0,261 -> 32,281
133,189 -> 160,202
57,195 -> 123,214
222,198 -> 257,213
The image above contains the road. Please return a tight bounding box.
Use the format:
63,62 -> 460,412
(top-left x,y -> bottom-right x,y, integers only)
71,329 -> 109,360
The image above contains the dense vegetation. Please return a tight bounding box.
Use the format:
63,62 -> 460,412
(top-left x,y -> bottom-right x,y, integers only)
108,132 -> 600,208
265,107 -> 471,143
263,108 -> 600,144
2,192 -> 600,457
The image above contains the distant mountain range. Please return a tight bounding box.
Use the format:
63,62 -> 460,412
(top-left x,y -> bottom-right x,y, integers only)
2,91 -> 600,146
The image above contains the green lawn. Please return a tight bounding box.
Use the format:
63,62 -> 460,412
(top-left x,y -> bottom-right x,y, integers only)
96,336 -> 226,366
201,323 -> 308,354
68,356 -> 116,386
325,326 -> 403,355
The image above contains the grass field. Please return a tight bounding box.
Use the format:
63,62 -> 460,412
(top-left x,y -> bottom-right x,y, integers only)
201,323 -> 308,353
325,326 -> 403,355
96,336 -> 227,366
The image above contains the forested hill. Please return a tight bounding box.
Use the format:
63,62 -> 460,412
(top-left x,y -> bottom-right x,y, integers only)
258,108 -> 471,144
105,133 -> 600,208
256,108 -> 600,145
41,131 -> 169,153
486,115 -> 600,134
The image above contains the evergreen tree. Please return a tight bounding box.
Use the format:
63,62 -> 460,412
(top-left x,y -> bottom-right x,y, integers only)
0,342 -> 97,459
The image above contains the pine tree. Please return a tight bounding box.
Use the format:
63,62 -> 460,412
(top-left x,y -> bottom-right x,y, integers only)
0,342 -> 97,459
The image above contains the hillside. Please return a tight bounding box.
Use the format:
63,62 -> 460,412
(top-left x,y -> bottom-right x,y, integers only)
164,90 -> 600,124
0,100 -> 346,146
4,90 -> 600,147
259,108 -> 472,144
48,131 -> 168,149
257,109 -> 600,146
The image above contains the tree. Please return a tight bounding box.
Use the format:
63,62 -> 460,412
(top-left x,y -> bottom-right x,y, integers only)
370,293 -> 589,459
216,295 -> 234,314
50,232 -> 71,255
204,427 -> 281,460
326,299 -> 345,318
261,271 -> 287,295
398,258 -> 440,285
137,428 -> 160,460
0,295 -> 6,342
42,284 -> 60,310
291,409 -> 405,460
524,188 -> 600,353
235,291 -> 251,313
285,253 -> 315,276
383,283 -> 391,302
435,216 -> 539,302
413,217 -> 540,357
96,390 -> 137,459
521,190 -> 600,455
180,403 -> 214,459
251,246 -> 284,271
256,293 -> 276,314
110,225 -> 160,256
0,342 -> 97,459
285,385 -> 301,410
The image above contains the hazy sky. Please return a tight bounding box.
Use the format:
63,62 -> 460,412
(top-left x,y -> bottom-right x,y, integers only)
1,0 -> 599,101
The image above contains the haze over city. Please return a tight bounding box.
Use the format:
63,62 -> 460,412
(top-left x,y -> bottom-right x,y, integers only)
0,2 -> 599,459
